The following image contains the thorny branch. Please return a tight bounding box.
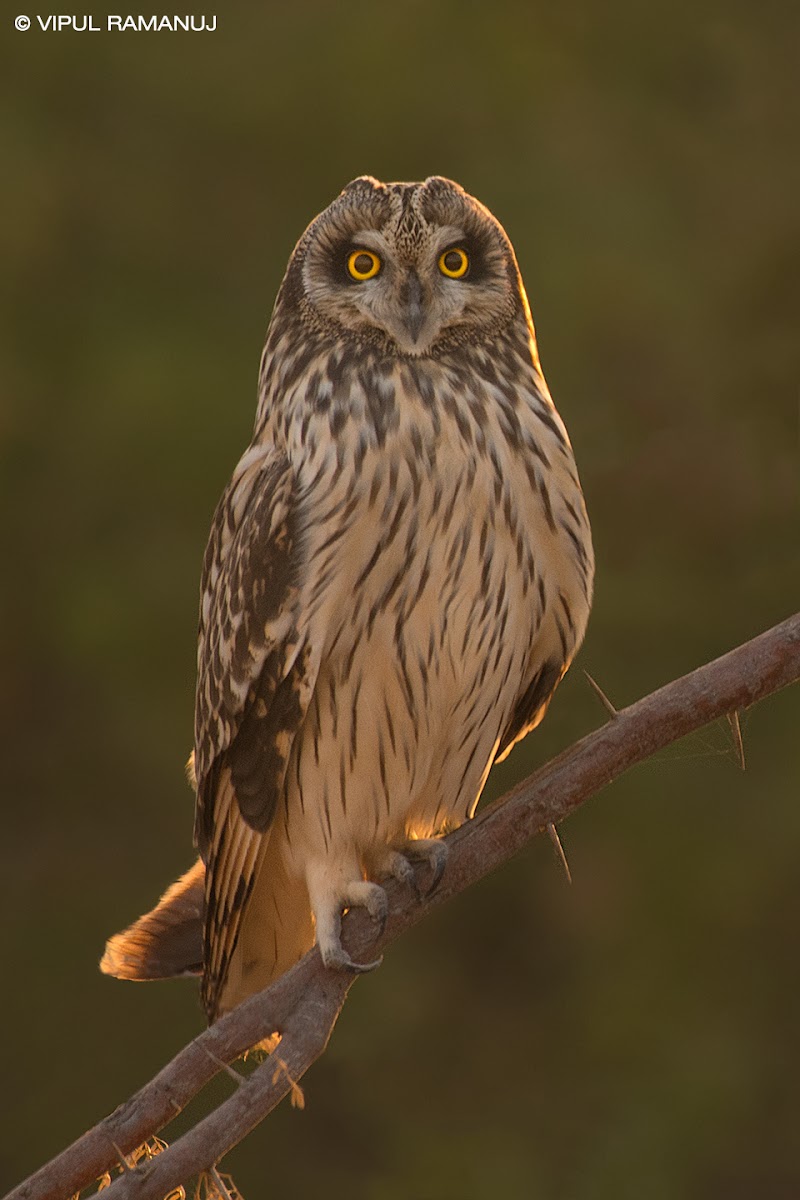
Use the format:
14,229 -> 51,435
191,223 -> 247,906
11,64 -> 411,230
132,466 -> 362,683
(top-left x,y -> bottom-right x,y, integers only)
8,611 -> 800,1200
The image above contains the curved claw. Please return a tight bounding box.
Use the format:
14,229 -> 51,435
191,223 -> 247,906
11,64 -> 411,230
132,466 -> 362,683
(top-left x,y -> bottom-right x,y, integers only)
389,852 -> 423,901
403,839 -> 449,897
425,845 -> 448,896
373,905 -> 388,939
322,947 -> 383,975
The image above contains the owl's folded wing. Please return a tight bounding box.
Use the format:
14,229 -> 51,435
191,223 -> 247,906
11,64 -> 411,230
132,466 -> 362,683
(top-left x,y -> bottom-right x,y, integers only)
194,443 -> 318,1017
496,657 -> 565,763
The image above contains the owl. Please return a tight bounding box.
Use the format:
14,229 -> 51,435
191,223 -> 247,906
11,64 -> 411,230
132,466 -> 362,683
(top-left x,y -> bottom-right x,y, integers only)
101,176 -> 594,1022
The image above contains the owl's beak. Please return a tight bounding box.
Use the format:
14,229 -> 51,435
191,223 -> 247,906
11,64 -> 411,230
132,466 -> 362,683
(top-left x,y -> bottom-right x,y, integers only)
402,270 -> 425,344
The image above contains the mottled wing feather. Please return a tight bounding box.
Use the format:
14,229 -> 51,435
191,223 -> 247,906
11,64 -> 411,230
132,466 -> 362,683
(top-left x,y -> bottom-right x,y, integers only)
194,445 -> 301,809
201,767 -> 264,1012
496,656 -> 565,763
193,444 -> 316,1018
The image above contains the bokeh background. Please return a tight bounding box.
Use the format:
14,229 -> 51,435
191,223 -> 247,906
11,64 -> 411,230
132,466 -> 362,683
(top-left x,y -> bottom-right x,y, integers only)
2,2 -> 798,1197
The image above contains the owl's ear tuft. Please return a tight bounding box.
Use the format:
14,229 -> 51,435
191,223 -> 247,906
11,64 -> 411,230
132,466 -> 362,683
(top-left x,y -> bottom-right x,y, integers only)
422,176 -> 466,200
342,175 -> 384,196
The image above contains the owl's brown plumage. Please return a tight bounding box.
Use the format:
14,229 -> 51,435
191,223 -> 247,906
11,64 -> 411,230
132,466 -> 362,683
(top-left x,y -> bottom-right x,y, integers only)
101,176 -> 594,1022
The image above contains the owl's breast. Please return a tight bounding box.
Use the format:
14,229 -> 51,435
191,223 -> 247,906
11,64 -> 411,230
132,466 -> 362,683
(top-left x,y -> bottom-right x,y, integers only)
270,360 -> 592,853
286,356 -> 592,666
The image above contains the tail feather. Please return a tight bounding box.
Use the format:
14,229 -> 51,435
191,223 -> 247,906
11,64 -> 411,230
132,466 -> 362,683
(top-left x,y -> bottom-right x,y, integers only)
101,859 -> 205,981
213,840 -> 314,1019
100,844 -> 315,1023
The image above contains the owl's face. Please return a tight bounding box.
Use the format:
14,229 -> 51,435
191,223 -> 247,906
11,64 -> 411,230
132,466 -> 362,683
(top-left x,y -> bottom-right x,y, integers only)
287,176 -> 526,357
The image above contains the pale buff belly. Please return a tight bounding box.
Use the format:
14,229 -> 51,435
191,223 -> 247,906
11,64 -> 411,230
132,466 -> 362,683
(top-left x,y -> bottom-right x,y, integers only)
273,505 -> 547,888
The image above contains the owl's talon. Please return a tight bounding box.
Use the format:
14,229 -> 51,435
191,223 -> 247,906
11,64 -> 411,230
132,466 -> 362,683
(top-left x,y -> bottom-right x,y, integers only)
401,839 -> 449,897
359,882 -> 389,933
373,905 -> 388,939
321,945 -> 383,974
425,844 -> 448,896
388,852 -> 422,901
314,879 -> 388,976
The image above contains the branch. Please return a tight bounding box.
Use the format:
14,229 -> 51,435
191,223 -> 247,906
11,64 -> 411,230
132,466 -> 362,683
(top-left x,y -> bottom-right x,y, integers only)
9,612 -> 799,1200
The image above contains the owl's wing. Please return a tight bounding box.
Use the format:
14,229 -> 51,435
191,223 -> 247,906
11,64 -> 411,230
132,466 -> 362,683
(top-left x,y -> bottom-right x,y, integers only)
495,656 -> 565,763
193,442 -> 317,1017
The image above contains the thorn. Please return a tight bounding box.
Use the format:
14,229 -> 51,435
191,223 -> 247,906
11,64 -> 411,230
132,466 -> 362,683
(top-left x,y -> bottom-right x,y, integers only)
583,671 -> 618,719
203,1047 -> 247,1087
547,823 -> 573,885
110,1141 -> 134,1173
163,1086 -> 183,1117
727,710 -> 746,770
209,1166 -> 234,1200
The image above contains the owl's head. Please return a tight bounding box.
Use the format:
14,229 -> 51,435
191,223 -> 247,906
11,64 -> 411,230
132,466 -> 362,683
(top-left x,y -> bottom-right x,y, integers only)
282,176 -> 529,357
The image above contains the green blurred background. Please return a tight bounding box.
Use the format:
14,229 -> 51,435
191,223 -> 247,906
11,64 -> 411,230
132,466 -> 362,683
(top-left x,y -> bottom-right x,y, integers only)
1,1 -> 798,1196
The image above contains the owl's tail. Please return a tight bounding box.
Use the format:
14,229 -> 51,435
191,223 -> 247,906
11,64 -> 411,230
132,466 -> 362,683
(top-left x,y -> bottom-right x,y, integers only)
212,837 -> 315,1019
100,858 -> 205,981
100,845 -> 315,1022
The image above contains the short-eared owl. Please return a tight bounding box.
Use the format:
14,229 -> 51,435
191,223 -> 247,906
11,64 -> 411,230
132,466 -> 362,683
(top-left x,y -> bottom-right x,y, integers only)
102,176 -> 594,1021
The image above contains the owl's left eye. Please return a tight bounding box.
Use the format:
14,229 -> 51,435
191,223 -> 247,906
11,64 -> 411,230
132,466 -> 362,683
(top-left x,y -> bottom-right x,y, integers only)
347,249 -> 381,281
438,247 -> 469,278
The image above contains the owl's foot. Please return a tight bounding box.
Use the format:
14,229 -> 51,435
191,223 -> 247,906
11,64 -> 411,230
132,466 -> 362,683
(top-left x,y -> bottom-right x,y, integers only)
315,880 -> 387,975
387,851 -> 422,900
389,839 -> 449,898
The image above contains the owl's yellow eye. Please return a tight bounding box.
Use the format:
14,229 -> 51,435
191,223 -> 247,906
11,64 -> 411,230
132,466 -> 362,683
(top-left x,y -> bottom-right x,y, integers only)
438,247 -> 469,278
347,249 -> 381,281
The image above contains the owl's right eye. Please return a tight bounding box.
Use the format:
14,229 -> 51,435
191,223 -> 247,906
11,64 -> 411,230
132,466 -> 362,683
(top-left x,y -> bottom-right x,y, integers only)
347,249 -> 382,281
